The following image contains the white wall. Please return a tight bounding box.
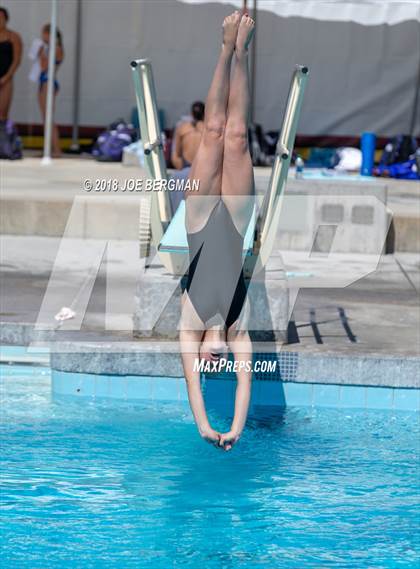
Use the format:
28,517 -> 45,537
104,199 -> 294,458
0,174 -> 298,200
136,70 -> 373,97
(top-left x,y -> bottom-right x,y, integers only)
6,0 -> 420,136
8,0 -> 142,127
9,0 -> 77,126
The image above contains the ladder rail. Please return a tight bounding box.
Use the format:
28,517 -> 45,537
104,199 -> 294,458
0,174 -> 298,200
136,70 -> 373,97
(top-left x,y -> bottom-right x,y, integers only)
131,59 -> 175,266
257,65 -> 309,267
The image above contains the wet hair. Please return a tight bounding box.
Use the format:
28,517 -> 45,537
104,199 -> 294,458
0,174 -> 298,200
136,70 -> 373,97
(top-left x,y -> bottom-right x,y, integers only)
191,101 -> 205,123
0,7 -> 9,21
42,23 -> 64,49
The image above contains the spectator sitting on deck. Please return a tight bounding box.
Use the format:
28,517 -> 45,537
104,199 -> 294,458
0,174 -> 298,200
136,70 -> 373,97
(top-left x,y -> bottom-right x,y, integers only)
171,101 -> 205,170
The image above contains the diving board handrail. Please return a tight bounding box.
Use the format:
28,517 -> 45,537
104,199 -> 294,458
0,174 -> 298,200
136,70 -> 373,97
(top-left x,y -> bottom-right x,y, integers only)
131,59 -> 171,227
256,65 -> 308,267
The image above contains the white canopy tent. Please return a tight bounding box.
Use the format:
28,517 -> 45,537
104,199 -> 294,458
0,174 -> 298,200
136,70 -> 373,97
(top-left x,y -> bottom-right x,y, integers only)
181,0 -> 420,26
180,0 -> 420,136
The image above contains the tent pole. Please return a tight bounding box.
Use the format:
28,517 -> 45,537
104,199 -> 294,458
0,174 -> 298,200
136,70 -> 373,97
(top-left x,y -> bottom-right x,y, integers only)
70,0 -> 82,151
41,0 -> 57,165
409,46 -> 420,136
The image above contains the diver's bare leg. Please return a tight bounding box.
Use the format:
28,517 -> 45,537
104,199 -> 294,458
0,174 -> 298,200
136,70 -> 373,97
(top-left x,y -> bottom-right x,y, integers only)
186,11 -> 241,232
221,14 -> 255,235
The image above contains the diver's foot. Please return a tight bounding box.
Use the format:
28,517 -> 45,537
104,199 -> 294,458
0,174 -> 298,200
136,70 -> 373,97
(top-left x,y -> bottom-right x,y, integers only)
222,11 -> 241,53
236,13 -> 255,57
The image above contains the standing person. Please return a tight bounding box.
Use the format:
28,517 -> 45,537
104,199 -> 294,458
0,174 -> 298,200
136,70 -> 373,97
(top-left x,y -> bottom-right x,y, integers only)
38,23 -> 64,157
171,101 -> 205,169
0,6 -> 22,120
180,12 -> 255,451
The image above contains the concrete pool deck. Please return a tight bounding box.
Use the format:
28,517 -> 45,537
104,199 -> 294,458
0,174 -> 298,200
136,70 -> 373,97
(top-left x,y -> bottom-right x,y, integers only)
1,157 -> 419,251
1,157 -> 419,391
0,233 -> 419,389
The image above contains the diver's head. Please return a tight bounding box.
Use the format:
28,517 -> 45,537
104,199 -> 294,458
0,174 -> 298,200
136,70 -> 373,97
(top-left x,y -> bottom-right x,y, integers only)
199,327 -> 228,363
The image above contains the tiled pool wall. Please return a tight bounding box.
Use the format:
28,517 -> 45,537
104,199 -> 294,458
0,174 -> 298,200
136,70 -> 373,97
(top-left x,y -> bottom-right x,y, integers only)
51,370 -> 420,412
47,349 -> 419,389
1,346 -> 419,412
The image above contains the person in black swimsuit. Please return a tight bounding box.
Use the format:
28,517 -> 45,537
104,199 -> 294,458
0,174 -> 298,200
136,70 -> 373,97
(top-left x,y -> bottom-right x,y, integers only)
180,12 -> 255,451
0,7 -> 22,120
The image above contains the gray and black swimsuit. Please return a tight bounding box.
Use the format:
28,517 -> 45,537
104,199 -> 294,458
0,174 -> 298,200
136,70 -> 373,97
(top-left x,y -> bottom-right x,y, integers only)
185,200 -> 248,329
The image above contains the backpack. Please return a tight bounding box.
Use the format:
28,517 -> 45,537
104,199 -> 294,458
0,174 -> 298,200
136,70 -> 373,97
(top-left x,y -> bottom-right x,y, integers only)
375,150 -> 419,180
380,135 -> 417,166
92,119 -> 136,162
0,120 -> 22,160
248,123 -> 273,166
388,157 -> 419,180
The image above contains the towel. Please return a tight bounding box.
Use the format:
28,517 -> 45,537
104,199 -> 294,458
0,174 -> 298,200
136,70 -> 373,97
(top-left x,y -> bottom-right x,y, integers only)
28,38 -> 43,83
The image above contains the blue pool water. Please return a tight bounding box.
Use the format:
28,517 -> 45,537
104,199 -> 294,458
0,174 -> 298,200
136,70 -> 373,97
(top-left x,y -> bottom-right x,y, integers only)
1,365 -> 419,568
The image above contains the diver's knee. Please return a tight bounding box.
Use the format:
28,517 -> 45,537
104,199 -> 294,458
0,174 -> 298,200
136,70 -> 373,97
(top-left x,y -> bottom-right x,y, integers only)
224,125 -> 248,155
203,117 -> 226,143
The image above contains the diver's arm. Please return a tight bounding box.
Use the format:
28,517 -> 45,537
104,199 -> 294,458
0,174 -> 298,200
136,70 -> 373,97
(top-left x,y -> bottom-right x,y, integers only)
221,330 -> 253,450
231,367 -> 252,435
180,334 -> 220,444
